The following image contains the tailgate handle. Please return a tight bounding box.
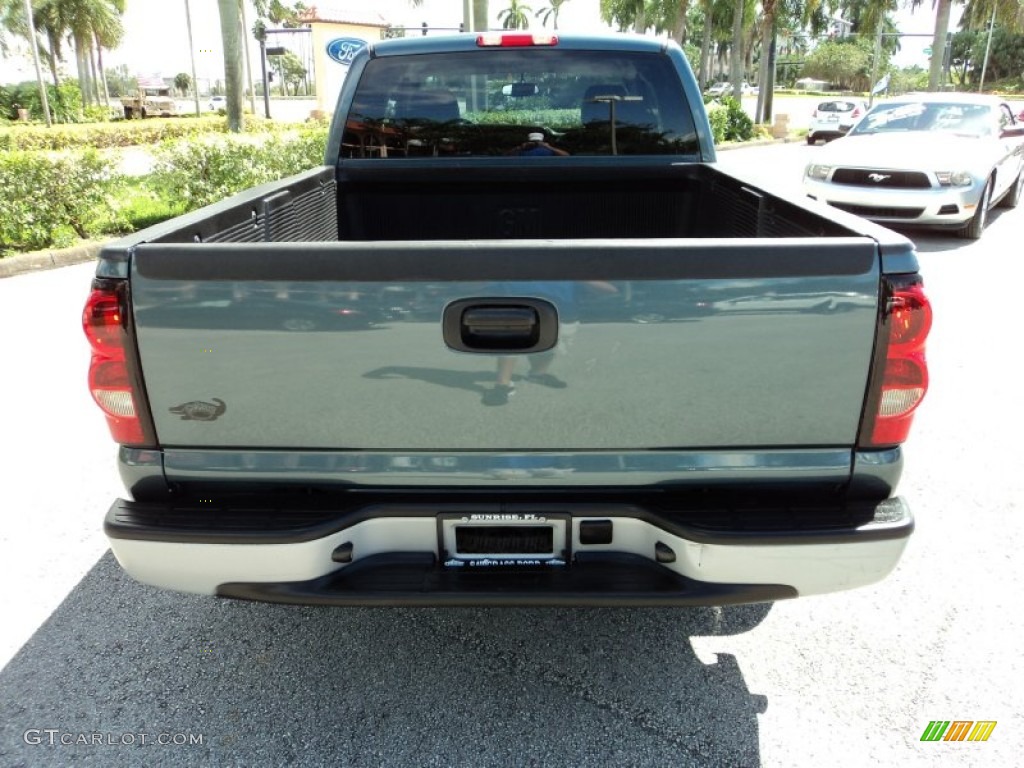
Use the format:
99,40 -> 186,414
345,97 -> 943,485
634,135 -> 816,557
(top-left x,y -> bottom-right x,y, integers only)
443,298 -> 559,353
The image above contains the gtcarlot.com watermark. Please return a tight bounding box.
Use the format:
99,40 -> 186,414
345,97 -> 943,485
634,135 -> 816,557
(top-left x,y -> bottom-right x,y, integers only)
24,729 -> 203,747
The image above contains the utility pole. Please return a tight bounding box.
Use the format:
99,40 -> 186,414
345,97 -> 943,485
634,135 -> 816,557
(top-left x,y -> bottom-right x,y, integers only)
22,0 -> 52,126
184,0 -> 201,116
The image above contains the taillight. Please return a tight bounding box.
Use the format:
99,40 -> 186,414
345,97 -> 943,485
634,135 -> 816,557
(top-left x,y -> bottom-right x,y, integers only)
83,280 -> 152,446
851,107 -> 861,118
859,276 -> 932,448
476,33 -> 558,47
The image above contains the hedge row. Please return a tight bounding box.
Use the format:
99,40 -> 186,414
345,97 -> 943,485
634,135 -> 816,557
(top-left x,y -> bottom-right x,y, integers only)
0,115 -> 305,152
152,127 -> 330,209
0,150 -> 121,251
0,125 -> 329,254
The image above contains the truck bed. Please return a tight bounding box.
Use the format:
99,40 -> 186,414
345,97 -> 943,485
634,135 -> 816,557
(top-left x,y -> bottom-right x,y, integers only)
99,159 -> 883,454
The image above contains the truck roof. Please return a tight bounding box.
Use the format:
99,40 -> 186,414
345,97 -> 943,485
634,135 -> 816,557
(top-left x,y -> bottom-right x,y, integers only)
367,32 -> 672,58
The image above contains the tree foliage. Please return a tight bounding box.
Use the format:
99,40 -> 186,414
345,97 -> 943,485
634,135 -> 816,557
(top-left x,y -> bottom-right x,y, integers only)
498,0 -> 533,29
535,0 -> 569,29
951,26 -> 1024,84
801,38 -> 872,90
174,72 -> 192,97
252,0 -> 307,27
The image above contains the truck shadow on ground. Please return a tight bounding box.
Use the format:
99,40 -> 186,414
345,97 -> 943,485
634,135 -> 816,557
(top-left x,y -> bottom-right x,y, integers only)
0,553 -> 770,767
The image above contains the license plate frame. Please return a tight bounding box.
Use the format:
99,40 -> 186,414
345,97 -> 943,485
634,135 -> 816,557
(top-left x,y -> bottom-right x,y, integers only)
438,512 -> 569,565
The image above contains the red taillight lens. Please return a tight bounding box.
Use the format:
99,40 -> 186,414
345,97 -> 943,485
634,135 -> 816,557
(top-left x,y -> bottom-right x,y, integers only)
476,33 -> 558,47
851,107 -> 861,118
83,283 -> 148,446
860,278 -> 932,448
887,286 -> 932,349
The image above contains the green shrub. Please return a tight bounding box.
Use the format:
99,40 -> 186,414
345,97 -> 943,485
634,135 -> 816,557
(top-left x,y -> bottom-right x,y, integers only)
707,105 -> 728,143
151,126 -> 329,210
0,81 -> 84,123
101,178 -> 184,234
706,97 -> 754,143
0,150 -> 121,251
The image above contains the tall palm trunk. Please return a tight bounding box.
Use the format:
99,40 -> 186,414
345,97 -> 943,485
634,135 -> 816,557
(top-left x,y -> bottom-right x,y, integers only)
45,30 -> 62,89
928,0 -> 952,91
218,0 -> 244,131
755,2 -> 775,123
730,0 -> 744,99
95,32 -> 111,107
672,0 -> 688,44
74,36 -> 94,107
473,0 -> 488,31
699,14 -> 712,88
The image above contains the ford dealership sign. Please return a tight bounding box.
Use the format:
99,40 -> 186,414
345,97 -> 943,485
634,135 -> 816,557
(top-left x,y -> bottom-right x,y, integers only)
326,38 -> 368,66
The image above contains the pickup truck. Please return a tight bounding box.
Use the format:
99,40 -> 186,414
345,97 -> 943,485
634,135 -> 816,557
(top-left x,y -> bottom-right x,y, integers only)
84,33 -> 931,607
120,78 -> 179,119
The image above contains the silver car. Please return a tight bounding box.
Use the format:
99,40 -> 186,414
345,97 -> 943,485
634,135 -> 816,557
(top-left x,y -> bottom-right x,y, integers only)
803,93 -> 1024,239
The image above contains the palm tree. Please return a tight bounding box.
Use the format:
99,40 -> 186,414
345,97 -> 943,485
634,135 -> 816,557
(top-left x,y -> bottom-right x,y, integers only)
535,0 -> 569,29
599,0 -> 647,33
498,0 -> 533,29
908,0 -> 960,90
217,0 -> 244,131
729,0 -> 745,99
29,0 -> 124,108
960,0 -> 1024,30
1,0 -> 53,124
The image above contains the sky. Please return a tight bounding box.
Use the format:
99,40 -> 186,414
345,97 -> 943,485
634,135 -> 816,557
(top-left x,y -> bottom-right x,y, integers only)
1,0 -> 949,87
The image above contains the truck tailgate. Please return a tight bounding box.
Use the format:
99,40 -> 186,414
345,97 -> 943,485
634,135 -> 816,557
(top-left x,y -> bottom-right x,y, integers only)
130,238 -> 879,457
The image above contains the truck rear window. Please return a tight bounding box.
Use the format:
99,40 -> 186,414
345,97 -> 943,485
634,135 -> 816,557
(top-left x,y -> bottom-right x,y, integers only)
341,49 -> 699,158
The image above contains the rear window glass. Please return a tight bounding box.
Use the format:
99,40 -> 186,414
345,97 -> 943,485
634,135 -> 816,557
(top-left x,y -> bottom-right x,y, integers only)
817,101 -> 856,112
341,49 -> 699,158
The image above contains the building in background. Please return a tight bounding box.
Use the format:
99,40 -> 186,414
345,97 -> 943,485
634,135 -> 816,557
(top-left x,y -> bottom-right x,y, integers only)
297,6 -> 390,116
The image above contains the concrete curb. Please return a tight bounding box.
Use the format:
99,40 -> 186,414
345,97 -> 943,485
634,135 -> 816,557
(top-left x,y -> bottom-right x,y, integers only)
0,240 -> 106,279
717,136 -> 796,151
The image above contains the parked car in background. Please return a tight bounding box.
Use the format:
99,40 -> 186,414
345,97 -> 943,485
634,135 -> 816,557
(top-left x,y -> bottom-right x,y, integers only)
705,81 -> 754,98
803,93 -> 1024,239
208,95 -> 226,111
806,98 -> 868,144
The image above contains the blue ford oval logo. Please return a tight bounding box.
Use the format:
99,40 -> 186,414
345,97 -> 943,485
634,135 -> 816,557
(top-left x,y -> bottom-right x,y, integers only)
326,38 -> 368,66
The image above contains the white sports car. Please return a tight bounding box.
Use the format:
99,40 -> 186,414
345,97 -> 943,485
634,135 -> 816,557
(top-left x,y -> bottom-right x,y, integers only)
803,93 -> 1024,239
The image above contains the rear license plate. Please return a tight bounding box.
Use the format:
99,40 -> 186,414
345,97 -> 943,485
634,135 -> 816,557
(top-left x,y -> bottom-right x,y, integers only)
456,525 -> 553,554
440,513 -> 568,565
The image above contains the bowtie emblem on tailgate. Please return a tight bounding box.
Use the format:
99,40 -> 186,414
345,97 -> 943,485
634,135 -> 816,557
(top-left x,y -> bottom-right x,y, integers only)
169,398 -> 226,421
